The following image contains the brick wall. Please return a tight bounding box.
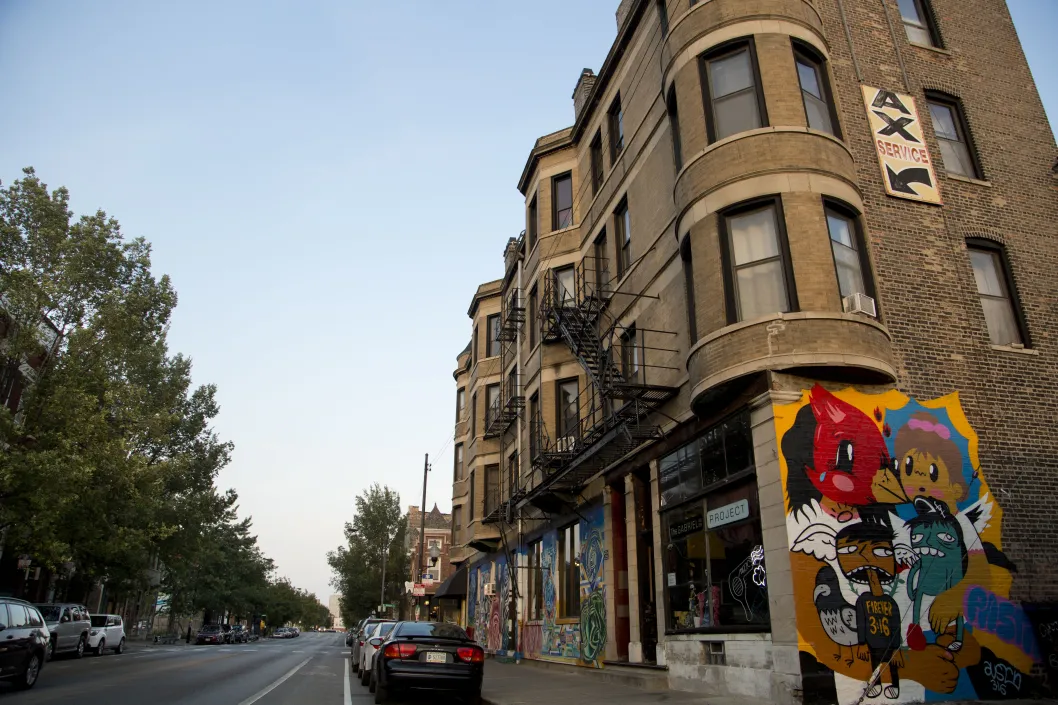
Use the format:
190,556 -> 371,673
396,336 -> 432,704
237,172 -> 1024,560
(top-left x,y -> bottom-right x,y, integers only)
815,0 -> 1058,600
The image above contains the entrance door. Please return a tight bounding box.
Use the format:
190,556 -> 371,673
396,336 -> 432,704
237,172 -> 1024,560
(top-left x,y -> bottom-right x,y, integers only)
634,473 -> 658,663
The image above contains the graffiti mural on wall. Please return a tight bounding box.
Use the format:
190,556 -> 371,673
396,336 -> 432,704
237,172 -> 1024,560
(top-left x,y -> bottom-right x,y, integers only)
775,385 -> 1045,703
514,504 -> 607,667
579,517 -> 606,664
467,555 -> 510,653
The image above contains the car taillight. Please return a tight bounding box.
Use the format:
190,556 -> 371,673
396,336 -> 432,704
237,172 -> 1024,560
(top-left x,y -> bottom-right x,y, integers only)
457,646 -> 485,663
383,643 -> 417,659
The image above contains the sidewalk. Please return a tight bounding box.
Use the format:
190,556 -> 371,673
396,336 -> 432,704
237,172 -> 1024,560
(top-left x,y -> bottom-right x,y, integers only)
481,659 -> 769,705
121,638 -> 193,652
480,660 -> 1057,705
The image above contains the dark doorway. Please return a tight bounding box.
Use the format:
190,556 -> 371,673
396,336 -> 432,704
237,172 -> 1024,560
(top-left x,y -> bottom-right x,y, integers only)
634,470 -> 657,663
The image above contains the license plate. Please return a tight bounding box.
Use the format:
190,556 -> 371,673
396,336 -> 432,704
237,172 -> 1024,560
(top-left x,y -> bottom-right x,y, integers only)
425,651 -> 446,663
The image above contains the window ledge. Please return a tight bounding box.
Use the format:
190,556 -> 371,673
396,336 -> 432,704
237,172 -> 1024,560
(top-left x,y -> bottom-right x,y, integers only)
990,344 -> 1037,356
555,617 -> 580,625
679,126 -> 855,184
548,224 -> 579,238
946,173 -> 991,187
909,42 -> 951,56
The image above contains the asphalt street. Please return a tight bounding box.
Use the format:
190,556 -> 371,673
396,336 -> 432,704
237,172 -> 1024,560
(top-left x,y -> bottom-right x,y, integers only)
0,632 -> 369,705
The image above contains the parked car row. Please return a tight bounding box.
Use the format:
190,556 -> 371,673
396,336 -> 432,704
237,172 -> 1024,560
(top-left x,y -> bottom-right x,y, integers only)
0,599 -> 129,692
349,619 -> 483,705
269,626 -> 300,639
195,623 -> 259,645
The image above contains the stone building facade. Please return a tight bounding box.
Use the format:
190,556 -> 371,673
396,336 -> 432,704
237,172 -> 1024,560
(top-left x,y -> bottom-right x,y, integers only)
448,1 -> 1057,702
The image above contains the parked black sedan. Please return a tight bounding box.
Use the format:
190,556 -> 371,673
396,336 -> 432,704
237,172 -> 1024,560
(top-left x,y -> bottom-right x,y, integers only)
371,621 -> 483,704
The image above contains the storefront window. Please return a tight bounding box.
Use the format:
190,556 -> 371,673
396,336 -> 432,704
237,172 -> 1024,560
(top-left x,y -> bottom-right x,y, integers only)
660,415 -> 768,633
659,442 -> 701,507
660,412 -> 753,507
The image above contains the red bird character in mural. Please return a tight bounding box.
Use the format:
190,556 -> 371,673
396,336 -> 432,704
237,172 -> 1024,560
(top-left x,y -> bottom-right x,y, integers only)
784,385 -> 908,520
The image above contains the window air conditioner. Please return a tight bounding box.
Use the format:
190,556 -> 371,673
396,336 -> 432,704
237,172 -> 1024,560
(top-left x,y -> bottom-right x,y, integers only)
842,292 -> 877,318
483,583 -> 497,597
556,436 -> 577,453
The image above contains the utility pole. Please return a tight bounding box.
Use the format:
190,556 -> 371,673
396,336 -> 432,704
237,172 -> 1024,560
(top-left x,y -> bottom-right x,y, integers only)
379,540 -> 386,616
417,453 -> 429,620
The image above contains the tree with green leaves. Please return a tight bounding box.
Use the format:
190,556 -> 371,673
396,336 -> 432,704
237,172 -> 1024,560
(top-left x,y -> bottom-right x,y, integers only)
328,484 -> 408,625
0,167 -> 199,596
0,167 -> 326,632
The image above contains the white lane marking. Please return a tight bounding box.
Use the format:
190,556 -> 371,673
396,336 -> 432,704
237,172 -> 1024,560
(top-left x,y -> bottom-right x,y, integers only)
236,656 -> 311,705
292,650 -> 304,653
344,655 -> 352,705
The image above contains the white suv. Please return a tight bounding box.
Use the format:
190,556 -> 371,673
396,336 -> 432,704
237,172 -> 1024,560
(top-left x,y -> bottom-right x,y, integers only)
87,614 -> 125,655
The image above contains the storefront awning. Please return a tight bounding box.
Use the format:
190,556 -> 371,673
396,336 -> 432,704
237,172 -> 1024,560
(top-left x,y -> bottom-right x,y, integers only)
433,564 -> 467,599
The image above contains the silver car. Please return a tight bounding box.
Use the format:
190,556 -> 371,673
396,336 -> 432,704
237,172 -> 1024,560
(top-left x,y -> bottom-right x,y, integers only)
34,603 -> 91,659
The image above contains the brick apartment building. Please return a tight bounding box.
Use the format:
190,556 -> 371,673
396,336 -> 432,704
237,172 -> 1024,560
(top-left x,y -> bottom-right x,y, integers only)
405,504 -> 453,619
449,1 -> 1057,703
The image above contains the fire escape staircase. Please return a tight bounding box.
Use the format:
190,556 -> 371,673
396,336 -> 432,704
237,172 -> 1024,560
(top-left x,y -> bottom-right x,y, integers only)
523,257 -> 678,512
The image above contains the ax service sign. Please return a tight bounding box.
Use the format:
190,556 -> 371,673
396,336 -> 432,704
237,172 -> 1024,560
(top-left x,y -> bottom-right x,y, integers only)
862,85 -> 942,205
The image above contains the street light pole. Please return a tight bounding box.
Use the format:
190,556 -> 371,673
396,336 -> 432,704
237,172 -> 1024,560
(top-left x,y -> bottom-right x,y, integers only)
417,453 -> 429,620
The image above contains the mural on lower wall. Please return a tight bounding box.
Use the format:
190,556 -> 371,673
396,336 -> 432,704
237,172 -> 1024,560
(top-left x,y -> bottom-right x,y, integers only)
467,554 -> 509,653
463,504 -> 607,667
775,385 -> 1047,703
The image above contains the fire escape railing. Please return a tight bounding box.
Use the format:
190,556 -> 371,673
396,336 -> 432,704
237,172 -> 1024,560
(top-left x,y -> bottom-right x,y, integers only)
482,282 -> 526,524
524,255 -> 679,505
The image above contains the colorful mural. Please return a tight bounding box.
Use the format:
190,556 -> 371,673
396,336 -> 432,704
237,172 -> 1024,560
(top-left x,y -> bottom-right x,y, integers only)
461,503 -> 605,668
467,554 -> 510,653
775,385 -> 1045,703
579,518 -> 606,664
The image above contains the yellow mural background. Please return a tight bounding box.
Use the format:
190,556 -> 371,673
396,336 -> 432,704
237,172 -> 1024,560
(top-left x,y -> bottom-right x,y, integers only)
772,387 -> 1031,676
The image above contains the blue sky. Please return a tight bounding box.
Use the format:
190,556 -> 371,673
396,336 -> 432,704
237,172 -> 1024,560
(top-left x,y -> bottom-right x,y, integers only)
1,1 -> 1054,601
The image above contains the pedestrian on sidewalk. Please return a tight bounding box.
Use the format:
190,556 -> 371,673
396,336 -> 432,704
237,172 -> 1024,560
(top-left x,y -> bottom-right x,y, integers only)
186,624 -> 192,644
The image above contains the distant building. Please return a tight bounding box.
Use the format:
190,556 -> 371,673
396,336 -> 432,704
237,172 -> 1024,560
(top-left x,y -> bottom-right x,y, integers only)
327,594 -> 344,630
405,504 -> 453,617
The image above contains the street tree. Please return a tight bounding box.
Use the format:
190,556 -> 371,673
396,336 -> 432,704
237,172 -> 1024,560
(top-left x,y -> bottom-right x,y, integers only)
327,484 -> 408,624
0,168 -> 322,631
0,168 -> 193,595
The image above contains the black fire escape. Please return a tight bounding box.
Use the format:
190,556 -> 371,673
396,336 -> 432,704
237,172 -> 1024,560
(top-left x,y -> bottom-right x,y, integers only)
482,283 -> 525,525
523,255 -> 679,513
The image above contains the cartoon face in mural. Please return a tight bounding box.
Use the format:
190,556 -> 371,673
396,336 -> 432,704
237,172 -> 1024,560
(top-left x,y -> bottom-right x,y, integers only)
782,386 -> 908,522
905,497 -> 968,652
776,385 -> 1043,704
893,413 -> 968,512
835,519 -> 897,589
